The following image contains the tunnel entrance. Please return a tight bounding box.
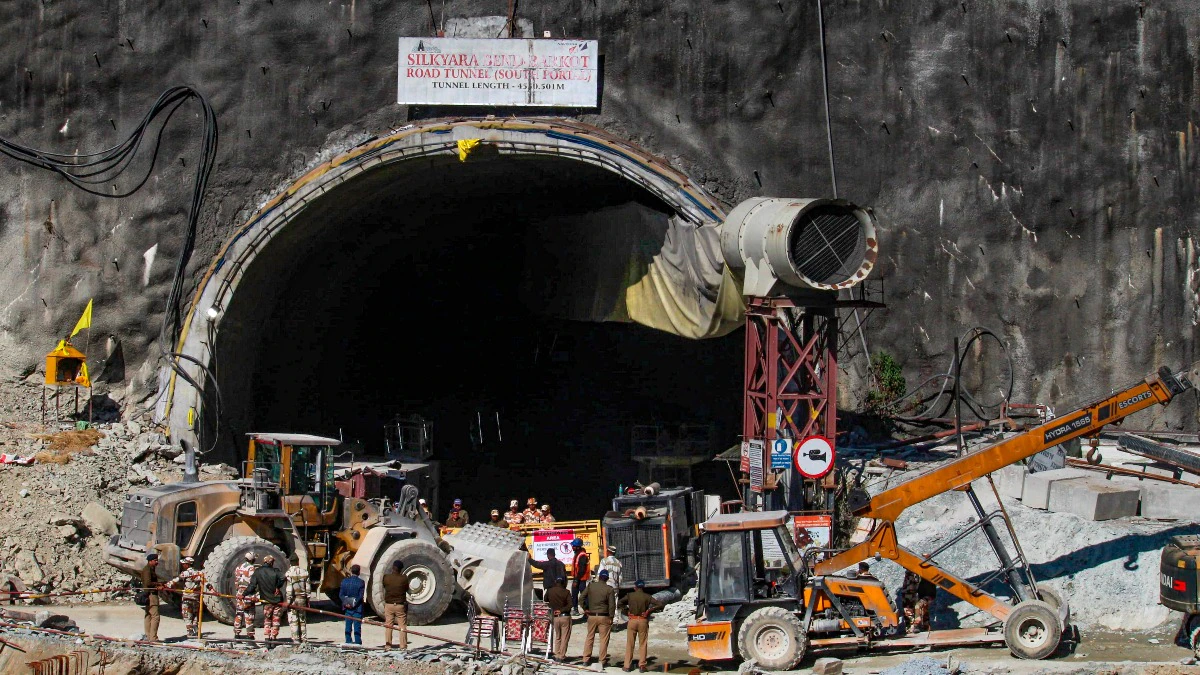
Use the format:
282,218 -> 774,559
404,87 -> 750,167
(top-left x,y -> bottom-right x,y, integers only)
170,120 -> 745,519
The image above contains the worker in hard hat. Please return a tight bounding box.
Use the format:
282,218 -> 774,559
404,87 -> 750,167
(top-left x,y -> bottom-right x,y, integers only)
445,498 -> 469,528
619,580 -> 664,672
503,500 -> 524,526
166,556 -> 205,638
522,497 -> 541,523
570,537 -> 591,617
580,568 -> 617,667
487,508 -> 507,527
233,551 -> 258,640
598,545 -> 624,622
539,503 -> 556,524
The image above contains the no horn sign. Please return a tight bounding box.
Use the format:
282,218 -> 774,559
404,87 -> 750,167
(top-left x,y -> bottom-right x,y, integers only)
794,436 -> 835,479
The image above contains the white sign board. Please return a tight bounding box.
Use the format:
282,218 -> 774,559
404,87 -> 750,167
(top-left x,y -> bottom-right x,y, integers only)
794,436 -> 835,479
748,439 -> 765,493
397,37 -> 599,107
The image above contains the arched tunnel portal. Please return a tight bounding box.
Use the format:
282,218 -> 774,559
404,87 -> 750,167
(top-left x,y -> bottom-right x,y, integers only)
163,119 -> 749,519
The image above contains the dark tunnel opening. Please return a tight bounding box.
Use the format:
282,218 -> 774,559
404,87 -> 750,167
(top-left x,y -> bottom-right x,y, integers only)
209,152 -> 743,519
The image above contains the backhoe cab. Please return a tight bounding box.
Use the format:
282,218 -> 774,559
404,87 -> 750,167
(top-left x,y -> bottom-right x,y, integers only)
688,511 -> 899,670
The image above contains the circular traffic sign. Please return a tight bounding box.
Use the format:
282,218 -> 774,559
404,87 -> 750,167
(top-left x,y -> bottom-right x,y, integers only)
794,436 -> 835,478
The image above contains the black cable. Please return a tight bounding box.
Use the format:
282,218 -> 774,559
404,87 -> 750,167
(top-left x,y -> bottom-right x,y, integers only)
0,86 -> 221,447
892,327 -> 1014,424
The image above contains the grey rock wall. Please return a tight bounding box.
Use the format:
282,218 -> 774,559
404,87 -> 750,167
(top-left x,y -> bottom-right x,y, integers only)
0,0 -> 1197,426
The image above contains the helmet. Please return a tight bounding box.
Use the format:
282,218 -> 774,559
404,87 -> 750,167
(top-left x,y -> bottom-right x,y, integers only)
634,579 -> 646,589
598,570 -> 610,580
419,498 -> 427,505
540,504 -> 550,512
491,509 -> 500,516
453,498 -> 463,506
571,538 -> 584,548
244,551 -> 256,562
527,497 -> 537,505
146,553 -> 159,562
510,500 -> 519,508
181,556 -> 194,564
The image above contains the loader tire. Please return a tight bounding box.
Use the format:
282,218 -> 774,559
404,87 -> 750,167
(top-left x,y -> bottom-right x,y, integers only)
736,606 -> 807,671
369,538 -> 453,626
1004,600 -> 1062,660
202,536 -> 286,625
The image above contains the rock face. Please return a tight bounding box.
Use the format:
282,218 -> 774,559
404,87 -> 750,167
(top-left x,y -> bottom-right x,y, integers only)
0,0 -> 1197,435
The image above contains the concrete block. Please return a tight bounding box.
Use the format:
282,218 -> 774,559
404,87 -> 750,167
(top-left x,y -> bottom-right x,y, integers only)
1048,477 -> 1140,521
1022,468 -> 1091,509
812,658 -> 843,675
993,463 -> 1028,500
1139,483 -> 1200,521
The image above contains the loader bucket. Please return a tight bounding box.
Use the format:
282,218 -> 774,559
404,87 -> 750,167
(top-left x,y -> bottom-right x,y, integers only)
443,523 -> 532,615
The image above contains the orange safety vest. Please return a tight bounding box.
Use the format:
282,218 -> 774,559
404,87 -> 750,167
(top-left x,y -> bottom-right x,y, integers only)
572,551 -> 590,581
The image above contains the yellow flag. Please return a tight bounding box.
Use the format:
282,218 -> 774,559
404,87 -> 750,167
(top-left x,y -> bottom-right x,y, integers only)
70,299 -> 93,337
456,138 -> 480,161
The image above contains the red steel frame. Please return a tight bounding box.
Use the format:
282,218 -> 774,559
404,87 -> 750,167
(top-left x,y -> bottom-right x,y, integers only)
742,297 -> 838,445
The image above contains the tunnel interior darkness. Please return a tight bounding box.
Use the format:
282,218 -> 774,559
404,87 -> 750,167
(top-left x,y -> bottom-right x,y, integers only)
209,151 -> 742,518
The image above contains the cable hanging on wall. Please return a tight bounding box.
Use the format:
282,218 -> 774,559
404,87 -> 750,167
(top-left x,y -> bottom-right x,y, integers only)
0,86 -> 221,449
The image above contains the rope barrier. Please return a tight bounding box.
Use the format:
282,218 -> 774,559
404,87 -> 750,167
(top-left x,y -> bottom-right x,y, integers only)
6,582 -> 595,671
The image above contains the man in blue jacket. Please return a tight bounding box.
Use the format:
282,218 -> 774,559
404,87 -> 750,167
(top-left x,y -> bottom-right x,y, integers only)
340,564 -> 366,645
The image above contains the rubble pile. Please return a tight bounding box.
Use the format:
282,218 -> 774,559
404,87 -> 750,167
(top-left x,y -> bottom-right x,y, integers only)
0,374 -> 235,601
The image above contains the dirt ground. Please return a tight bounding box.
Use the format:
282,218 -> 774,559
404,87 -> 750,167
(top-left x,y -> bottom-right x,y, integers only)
3,601 -> 1198,674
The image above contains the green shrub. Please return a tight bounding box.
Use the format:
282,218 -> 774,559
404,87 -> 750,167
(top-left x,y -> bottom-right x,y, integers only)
863,351 -> 906,415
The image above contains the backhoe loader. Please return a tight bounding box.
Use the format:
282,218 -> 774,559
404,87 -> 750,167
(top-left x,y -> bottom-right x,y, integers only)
689,363 -> 1198,668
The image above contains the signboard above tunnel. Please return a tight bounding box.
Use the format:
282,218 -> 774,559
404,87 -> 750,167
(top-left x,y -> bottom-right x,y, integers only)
398,37 -> 599,107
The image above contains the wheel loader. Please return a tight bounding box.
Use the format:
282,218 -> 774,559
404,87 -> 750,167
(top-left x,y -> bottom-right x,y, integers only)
103,433 -> 530,625
689,363 -> 1198,669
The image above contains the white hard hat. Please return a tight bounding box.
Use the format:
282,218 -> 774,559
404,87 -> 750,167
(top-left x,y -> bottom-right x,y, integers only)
419,498 -> 427,504
244,551 -> 256,562
181,556 -> 195,564
510,500 -> 519,508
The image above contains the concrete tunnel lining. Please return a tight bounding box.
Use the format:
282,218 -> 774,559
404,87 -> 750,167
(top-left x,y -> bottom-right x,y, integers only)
161,118 -> 743,481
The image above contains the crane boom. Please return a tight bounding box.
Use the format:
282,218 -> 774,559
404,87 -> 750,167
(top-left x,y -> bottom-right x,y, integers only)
812,364 -> 1197,620
862,365 -> 1195,522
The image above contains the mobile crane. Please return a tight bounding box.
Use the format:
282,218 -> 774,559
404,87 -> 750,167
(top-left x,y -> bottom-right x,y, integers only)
688,364 -> 1198,669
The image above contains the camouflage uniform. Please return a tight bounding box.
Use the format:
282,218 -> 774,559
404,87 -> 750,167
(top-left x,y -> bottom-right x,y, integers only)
284,565 -> 310,642
168,567 -> 206,637
521,507 -> 541,523
233,562 -> 258,638
503,509 -> 524,527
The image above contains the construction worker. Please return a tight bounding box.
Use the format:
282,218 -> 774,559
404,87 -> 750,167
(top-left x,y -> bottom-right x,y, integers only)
139,552 -> 161,642
900,569 -> 937,633
857,561 -> 877,580
521,497 -> 540,523
382,559 -> 410,650
599,545 -> 624,621
233,551 -> 258,640
503,500 -> 524,526
340,564 -> 366,645
166,556 -> 204,638
529,547 -> 567,593
545,576 -> 572,662
619,580 -> 664,672
580,569 -> 616,667
445,498 -> 469,528
244,554 -> 286,642
487,509 -> 507,527
539,504 -> 556,523
284,557 -> 310,643
570,538 -> 591,616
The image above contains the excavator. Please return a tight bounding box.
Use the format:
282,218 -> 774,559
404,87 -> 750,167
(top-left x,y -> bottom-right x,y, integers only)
688,363 -> 1199,669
